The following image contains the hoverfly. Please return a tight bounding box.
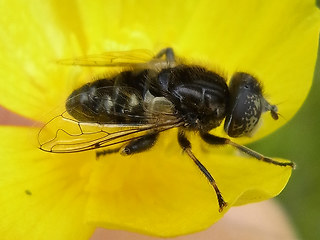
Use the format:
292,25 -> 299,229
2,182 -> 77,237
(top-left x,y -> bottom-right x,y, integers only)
38,47 -> 294,212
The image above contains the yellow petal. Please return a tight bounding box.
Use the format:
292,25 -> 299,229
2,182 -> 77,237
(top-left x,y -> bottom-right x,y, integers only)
0,126 -> 291,237
0,126 -> 95,240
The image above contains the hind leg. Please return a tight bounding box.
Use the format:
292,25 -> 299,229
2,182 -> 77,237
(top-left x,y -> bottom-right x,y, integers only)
96,132 -> 159,158
121,132 -> 159,155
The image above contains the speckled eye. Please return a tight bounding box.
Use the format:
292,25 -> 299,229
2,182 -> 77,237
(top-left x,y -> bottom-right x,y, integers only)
224,72 -> 275,138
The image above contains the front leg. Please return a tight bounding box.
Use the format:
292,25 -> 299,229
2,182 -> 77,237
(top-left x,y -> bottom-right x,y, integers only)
200,132 -> 295,168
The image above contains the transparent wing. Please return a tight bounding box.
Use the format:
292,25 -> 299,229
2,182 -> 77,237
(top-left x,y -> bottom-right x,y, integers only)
38,112 -> 182,153
57,49 -> 169,68
38,110 -> 182,153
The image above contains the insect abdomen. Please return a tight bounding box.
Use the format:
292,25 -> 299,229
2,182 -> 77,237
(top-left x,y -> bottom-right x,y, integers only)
66,71 -> 148,124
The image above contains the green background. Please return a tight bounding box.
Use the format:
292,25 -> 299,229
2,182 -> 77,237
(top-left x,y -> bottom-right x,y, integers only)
249,34 -> 320,240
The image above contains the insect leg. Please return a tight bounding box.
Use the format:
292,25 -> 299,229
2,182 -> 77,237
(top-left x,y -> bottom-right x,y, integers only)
121,132 -> 159,155
155,47 -> 175,63
178,130 -> 227,212
200,132 -> 295,168
96,147 -> 122,158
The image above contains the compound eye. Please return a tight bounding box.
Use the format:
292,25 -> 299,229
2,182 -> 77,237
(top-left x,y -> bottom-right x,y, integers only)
224,73 -> 263,138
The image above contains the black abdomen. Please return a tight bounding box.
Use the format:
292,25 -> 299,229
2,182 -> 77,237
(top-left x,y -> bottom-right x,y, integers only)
66,70 -> 149,124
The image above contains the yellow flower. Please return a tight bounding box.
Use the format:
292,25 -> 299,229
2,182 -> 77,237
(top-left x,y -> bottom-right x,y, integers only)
0,0 -> 319,239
